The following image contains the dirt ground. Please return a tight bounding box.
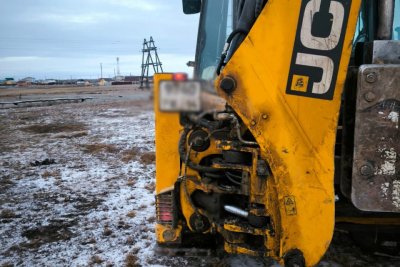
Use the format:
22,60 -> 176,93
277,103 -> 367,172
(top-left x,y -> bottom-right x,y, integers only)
0,86 -> 399,266
0,85 -> 132,98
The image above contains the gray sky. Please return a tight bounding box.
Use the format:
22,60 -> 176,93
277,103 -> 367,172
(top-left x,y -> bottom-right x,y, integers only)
0,0 -> 199,80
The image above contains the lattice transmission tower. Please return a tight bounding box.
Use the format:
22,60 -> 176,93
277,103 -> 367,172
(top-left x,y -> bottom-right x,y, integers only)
140,36 -> 163,88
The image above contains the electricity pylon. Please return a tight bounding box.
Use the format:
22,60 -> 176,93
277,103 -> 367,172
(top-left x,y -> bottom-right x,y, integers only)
140,36 -> 163,88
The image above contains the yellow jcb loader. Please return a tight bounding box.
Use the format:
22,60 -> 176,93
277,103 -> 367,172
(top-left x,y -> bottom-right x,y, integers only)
153,0 -> 400,266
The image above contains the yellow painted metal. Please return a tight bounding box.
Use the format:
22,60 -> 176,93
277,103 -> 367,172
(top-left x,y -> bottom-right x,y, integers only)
154,73 -> 182,194
154,73 -> 184,243
155,224 -> 182,243
179,133 -> 225,232
224,242 -> 264,257
215,1 -> 361,266
224,223 -> 264,236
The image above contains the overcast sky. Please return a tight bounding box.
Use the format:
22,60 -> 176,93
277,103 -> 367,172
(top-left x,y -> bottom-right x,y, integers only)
0,0 -> 199,80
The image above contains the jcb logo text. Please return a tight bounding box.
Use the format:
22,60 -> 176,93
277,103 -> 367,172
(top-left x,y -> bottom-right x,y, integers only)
286,0 -> 351,100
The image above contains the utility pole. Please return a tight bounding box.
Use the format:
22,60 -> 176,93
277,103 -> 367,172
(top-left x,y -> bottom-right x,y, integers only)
140,36 -> 163,89
116,57 -> 120,76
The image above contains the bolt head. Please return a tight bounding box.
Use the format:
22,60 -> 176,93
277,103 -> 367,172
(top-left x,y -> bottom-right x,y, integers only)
251,120 -> 256,126
262,114 -> 268,119
366,73 -> 377,83
257,166 -> 267,175
360,164 -> 374,176
162,230 -> 176,241
364,92 -> 376,102
219,76 -> 236,94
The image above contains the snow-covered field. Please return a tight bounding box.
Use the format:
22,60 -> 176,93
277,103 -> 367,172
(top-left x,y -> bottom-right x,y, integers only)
0,96 -> 195,266
0,90 -> 398,267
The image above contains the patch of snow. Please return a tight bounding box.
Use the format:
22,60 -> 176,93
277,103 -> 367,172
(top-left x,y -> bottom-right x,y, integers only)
0,100 -> 188,266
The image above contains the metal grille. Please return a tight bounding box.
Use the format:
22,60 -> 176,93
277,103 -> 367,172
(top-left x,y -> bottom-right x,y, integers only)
156,191 -> 174,225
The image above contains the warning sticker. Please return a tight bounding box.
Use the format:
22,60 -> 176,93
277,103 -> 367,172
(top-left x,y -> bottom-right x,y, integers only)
284,195 -> 297,216
290,75 -> 309,92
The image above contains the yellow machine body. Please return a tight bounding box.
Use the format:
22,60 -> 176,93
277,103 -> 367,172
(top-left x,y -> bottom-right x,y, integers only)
153,0 -> 400,266
215,0 -> 361,265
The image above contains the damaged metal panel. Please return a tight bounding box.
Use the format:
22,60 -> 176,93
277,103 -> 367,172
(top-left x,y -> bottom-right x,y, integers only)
352,64 -> 400,212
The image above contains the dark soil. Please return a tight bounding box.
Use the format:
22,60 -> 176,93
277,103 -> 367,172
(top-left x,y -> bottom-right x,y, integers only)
21,122 -> 87,134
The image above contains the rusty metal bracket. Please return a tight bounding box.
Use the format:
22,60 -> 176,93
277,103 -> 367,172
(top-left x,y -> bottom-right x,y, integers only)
351,64 -> 400,212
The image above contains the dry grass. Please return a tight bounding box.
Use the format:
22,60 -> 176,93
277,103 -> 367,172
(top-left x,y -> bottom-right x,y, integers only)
139,152 -> 155,165
54,131 -> 88,139
103,227 -> 113,237
125,252 -> 139,267
90,255 -> 104,265
126,211 -> 136,218
41,170 -> 61,178
82,144 -> 120,155
126,179 -> 136,186
22,122 -> 86,134
126,236 -> 134,245
147,216 -> 155,224
144,182 -> 155,192
0,209 -> 16,219
121,147 -> 140,163
0,176 -> 15,190
19,115 -> 38,121
121,148 -> 155,165
0,84 -> 138,98
0,124 -> 7,132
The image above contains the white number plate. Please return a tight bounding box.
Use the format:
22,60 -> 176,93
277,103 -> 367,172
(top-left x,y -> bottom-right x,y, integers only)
159,81 -> 201,112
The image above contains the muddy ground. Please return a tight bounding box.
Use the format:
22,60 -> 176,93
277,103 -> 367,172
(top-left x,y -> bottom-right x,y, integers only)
0,86 -> 398,266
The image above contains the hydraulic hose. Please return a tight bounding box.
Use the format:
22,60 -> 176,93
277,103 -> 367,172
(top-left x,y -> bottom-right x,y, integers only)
179,128 -> 220,173
216,28 -> 249,75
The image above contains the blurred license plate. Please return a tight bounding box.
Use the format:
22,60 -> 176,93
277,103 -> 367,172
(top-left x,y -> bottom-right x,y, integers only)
159,81 -> 201,112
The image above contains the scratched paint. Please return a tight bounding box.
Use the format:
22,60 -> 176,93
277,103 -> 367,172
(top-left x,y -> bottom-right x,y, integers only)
380,181 -> 400,209
388,111 -> 399,129
392,180 -> 400,209
381,182 -> 390,199
375,147 -> 396,176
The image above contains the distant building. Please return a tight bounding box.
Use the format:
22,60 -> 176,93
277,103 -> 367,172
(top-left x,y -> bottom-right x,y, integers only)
41,79 -> 57,85
124,76 -> 141,84
3,78 -> 16,86
97,78 -> 107,86
114,75 -> 124,82
111,76 -> 142,86
17,81 -> 30,87
76,79 -> 90,86
21,77 -> 35,83
17,77 -> 35,87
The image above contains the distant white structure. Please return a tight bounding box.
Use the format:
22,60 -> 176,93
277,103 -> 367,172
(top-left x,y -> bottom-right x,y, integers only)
42,79 -> 56,85
21,77 -> 35,83
114,75 -> 124,82
116,57 -> 120,76
76,79 -> 90,86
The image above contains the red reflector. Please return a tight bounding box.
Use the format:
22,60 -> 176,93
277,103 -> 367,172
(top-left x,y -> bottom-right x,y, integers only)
156,191 -> 174,224
173,73 -> 188,81
159,206 -> 173,222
